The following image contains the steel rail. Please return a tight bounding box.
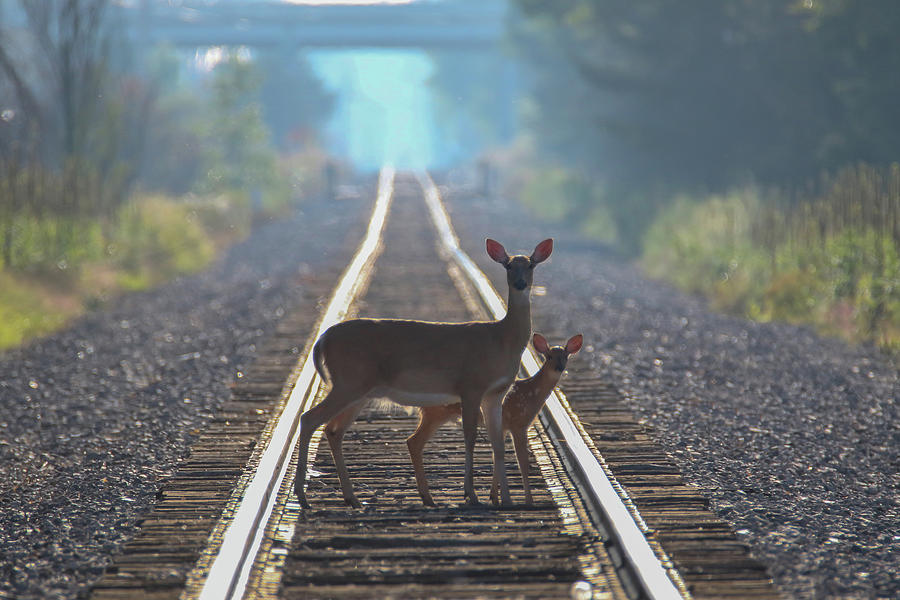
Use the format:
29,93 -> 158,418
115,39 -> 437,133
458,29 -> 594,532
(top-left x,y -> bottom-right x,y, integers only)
415,171 -> 684,600
195,166 -> 396,600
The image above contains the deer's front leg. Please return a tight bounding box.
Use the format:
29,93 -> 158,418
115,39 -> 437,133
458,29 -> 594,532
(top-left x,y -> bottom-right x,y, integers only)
482,392 -> 512,506
460,394 -> 481,506
407,405 -> 457,507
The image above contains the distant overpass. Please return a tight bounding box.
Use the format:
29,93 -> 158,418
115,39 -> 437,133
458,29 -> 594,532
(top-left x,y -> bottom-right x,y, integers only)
113,0 -> 508,49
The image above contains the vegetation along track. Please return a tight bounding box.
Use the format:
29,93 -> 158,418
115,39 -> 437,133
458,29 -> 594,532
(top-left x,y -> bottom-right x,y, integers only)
89,169 -> 782,599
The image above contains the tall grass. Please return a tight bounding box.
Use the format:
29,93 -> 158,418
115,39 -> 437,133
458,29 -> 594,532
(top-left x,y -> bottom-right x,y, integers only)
0,173 -> 257,350
642,164 -> 900,349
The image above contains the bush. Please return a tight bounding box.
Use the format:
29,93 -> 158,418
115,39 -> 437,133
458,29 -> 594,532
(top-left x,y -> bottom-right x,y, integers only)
114,195 -> 216,290
185,191 -> 252,246
519,167 -> 617,244
642,190 -> 769,301
639,171 -> 900,350
0,271 -> 75,349
825,230 -> 900,340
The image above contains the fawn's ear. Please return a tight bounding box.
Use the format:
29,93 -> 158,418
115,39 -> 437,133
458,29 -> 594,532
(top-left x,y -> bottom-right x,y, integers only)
565,334 -> 583,355
530,239 -> 553,264
532,333 -> 551,355
486,239 -> 509,264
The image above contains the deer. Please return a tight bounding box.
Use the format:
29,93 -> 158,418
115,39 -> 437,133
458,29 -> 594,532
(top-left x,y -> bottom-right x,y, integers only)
406,332 -> 583,507
294,238 -> 554,509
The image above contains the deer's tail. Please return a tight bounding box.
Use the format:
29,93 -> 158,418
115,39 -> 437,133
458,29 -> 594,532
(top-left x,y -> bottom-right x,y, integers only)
312,332 -> 329,384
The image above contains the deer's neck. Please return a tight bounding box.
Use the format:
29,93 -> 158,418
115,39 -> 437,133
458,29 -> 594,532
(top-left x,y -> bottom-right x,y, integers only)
500,288 -> 532,349
534,364 -> 563,393
507,364 -> 562,420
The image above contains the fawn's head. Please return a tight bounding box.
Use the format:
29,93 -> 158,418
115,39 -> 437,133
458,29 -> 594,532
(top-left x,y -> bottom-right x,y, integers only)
533,333 -> 583,372
486,238 -> 553,292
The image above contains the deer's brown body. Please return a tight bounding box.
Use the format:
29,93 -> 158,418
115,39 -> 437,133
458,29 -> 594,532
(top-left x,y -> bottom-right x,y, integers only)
294,238 -> 553,508
407,333 -> 582,506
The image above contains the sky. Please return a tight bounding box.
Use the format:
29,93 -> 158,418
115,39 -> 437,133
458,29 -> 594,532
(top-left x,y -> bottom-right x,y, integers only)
309,50 -> 439,171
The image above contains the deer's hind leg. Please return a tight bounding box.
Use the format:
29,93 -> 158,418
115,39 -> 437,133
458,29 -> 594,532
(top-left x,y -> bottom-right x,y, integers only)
294,379 -> 370,508
325,401 -> 368,508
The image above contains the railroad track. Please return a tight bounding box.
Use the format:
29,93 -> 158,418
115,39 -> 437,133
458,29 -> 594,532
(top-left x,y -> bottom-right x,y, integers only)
89,169 -> 781,599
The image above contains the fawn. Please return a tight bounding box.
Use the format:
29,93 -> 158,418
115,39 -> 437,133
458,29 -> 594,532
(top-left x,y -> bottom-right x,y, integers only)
406,332 -> 583,506
294,238 -> 554,508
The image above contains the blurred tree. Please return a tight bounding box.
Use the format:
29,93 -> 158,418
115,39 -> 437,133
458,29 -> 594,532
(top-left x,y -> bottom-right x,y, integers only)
0,0 -> 110,165
428,49 -> 518,165
513,0 -> 900,191
256,48 -> 334,152
196,54 -> 280,196
0,0 -> 147,217
132,45 -> 205,195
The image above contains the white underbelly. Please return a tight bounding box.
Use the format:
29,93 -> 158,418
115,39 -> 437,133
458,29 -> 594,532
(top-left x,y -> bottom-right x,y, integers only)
366,387 -> 459,407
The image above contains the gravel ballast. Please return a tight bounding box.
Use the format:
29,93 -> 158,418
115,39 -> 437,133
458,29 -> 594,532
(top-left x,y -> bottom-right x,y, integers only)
1,176 -> 896,600
445,185 -> 899,600
0,188 -> 369,600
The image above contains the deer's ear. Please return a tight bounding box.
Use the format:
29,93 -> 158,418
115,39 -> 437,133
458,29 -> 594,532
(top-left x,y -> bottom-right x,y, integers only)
532,333 -> 551,355
566,334 -> 583,355
486,239 -> 509,264
531,239 -> 553,264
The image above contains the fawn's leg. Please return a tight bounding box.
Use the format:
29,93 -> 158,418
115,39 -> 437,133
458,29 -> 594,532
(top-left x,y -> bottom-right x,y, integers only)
511,428 -> 533,505
407,405 -> 458,507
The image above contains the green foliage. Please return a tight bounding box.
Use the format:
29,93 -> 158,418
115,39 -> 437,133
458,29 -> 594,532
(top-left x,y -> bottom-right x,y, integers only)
642,190 -> 773,312
195,56 -> 282,197
114,196 -> 216,290
519,167 -> 617,245
759,268 -> 826,325
0,16 -> 332,350
0,215 -> 106,274
520,167 -> 592,221
186,191 -> 252,244
0,191 -> 253,349
640,164 -> 900,349
824,229 -> 900,339
138,46 -> 330,206
0,271 -> 75,349
512,0 -> 900,192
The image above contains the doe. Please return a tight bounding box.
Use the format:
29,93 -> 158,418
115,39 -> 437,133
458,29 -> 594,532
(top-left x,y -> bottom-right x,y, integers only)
294,238 -> 553,508
407,332 -> 583,506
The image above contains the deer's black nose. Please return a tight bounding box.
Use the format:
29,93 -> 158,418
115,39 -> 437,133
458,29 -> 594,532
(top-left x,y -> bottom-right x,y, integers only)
514,280 -> 527,290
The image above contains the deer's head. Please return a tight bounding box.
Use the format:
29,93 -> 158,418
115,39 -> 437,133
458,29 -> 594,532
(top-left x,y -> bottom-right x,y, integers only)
486,238 -> 553,292
533,333 -> 583,372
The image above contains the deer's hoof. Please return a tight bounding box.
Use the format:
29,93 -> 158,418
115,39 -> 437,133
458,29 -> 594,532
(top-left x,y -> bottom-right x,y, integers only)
465,495 -> 481,507
344,496 -> 362,509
